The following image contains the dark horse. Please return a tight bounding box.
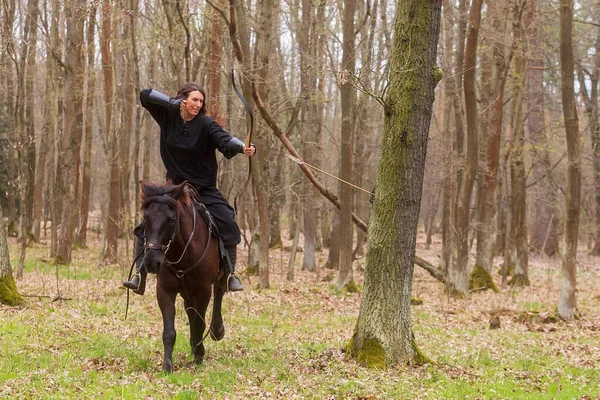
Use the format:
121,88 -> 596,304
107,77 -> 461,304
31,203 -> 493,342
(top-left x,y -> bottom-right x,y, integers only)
139,181 -> 227,372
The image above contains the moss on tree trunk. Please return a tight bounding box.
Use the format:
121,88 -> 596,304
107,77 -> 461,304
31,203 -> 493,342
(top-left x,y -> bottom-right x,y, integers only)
508,273 -> 530,287
347,332 -> 434,369
346,334 -> 387,369
348,0 -> 442,368
0,274 -> 24,306
469,264 -> 500,292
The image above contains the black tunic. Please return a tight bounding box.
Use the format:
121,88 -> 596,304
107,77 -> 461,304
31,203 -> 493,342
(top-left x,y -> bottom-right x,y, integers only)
139,89 -> 242,246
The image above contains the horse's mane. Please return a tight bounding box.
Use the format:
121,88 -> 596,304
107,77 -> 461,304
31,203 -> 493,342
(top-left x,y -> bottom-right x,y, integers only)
140,182 -> 193,210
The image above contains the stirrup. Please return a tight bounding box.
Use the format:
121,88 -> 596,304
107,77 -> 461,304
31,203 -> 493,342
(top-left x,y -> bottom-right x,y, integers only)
227,273 -> 244,292
123,273 -> 146,295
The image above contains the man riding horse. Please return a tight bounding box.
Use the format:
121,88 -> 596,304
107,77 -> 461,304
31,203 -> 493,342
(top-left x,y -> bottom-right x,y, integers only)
123,83 -> 256,295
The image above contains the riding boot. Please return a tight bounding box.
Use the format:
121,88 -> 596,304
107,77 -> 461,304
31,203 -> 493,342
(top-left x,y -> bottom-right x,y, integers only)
225,245 -> 243,292
123,235 -> 147,295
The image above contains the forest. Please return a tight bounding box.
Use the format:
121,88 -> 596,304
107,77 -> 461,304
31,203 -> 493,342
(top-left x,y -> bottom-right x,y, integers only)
1,0 -> 600,398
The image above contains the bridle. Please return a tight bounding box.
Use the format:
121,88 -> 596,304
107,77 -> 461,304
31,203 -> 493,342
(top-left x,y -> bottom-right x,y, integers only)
145,201 -> 213,284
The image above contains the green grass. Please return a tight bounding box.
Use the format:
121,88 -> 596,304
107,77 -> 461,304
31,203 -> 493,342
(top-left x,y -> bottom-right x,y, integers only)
2,241 -> 600,399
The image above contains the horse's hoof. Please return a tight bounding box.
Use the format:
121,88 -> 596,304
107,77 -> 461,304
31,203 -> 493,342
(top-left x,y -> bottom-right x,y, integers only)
210,326 -> 225,341
194,356 -> 204,365
163,360 -> 173,373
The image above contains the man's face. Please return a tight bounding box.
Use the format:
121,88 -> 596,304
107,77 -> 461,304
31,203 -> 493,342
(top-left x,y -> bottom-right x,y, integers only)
181,90 -> 203,116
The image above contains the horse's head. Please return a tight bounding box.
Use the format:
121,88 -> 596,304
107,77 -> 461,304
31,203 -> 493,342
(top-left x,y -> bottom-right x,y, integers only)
139,181 -> 191,272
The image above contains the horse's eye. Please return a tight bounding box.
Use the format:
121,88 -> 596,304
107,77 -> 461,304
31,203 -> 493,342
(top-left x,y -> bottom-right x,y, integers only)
169,217 -> 177,225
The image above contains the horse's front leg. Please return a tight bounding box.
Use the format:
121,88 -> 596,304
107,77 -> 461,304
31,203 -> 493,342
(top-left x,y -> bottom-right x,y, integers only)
185,288 -> 211,365
209,273 -> 227,341
157,284 -> 177,373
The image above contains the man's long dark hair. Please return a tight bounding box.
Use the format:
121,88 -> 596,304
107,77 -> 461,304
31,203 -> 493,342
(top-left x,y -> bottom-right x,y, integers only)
176,82 -> 207,115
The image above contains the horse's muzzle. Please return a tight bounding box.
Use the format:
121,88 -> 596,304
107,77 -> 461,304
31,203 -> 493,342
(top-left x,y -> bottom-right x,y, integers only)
142,249 -> 165,274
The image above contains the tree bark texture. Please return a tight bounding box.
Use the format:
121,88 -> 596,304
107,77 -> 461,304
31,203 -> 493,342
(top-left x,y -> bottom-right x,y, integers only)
15,0 -> 39,277
474,0 -> 508,280
558,0 -> 581,320
526,0 -> 559,256
508,14 -> 530,287
0,206 -> 23,305
577,33 -> 600,255
77,2 -> 97,247
0,0 -> 17,231
102,0 -> 119,264
299,0 -> 317,272
338,0 -> 357,290
56,0 -> 85,264
452,0 -> 483,297
349,0 -> 442,368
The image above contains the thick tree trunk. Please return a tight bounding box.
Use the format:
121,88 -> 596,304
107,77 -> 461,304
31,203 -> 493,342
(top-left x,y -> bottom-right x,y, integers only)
557,0 -> 581,320
348,0 -> 441,368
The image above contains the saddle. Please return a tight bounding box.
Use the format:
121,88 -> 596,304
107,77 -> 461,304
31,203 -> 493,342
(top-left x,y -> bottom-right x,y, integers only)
186,184 -> 231,269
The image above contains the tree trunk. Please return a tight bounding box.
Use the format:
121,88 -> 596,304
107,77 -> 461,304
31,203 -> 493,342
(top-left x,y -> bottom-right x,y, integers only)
118,3 -> 136,248
206,0 -> 225,123
299,0 -> 316,272
324,210 -> 341,270
268,143 -> 283,249
348,0 -> 441,368
451,0 -> 483,298
77,1 -> 97,248
1,0 -> 17,233
472,0 -> 507,291
577,33 -> 600,255
101,0 -> 119,264
441,2 -> 457,274
15,0 -> 40,278
56,0 -> 85,264
508,13 -> 530,287
0,206 -> 23,305
526,0 -> 559,256
557,0 -> 581,321
221,0 -> 270,286
337,0 -> 356,290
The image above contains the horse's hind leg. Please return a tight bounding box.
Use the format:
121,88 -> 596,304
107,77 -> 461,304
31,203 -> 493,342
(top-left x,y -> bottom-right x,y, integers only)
209,275 -> 227,341
185,289 -> 211,365
157,286 -> 177,373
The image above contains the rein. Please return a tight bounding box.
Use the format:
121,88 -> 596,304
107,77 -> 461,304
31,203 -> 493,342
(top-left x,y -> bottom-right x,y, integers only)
157,202 -> 213,299
124,247 -> 146,321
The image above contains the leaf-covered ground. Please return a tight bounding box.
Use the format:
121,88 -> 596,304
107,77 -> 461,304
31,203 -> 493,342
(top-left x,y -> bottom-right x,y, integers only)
1,234 -> 600,399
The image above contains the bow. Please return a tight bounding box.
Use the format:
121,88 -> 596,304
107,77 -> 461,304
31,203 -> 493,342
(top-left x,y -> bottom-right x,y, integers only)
231,68 -> 254,213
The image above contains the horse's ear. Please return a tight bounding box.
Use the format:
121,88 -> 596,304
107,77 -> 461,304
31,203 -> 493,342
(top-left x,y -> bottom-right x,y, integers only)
139,180 -> 148,194
171,181 -> 188,200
